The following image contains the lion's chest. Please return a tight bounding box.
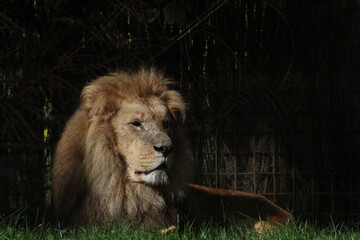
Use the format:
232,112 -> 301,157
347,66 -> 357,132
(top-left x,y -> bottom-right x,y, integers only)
113,184 -> 181,228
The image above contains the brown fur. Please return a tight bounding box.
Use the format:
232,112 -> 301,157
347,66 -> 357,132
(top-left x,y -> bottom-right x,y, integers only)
52,68 -> 193,228
53,68 -> 293,231
186,184 -> 294,231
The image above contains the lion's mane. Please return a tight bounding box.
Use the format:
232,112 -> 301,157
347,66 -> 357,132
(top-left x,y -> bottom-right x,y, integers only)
52,68 -> 194,228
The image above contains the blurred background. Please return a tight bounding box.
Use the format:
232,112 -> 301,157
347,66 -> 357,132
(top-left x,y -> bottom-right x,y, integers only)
1,0 -> 359,222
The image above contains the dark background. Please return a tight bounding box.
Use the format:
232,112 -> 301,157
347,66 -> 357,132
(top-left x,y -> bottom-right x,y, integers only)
1,0 -> 359,223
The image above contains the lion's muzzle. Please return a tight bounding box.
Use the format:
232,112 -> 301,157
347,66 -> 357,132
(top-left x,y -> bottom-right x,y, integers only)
135,162 -> 168,175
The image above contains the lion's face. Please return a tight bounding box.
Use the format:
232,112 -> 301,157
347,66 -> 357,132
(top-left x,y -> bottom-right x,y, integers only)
111,97 -> 174,185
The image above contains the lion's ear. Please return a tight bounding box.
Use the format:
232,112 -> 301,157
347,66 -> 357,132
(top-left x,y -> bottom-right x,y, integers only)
80,83 -> 121,118
163,90 -> 186,123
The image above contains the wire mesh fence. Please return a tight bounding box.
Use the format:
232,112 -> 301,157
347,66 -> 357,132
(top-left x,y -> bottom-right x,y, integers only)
190,89 -> 360,220
1,89 -> 359,220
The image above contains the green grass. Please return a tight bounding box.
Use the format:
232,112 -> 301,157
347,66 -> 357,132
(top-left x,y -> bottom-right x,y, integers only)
1,217 -> 360,240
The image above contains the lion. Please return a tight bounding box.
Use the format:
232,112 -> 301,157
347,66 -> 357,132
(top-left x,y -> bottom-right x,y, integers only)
52,68 -> 293,231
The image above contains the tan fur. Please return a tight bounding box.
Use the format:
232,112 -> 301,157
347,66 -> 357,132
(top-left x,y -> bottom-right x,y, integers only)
53,68 -> 293,231
52,68 -> 193,228
186,184 -> 294,231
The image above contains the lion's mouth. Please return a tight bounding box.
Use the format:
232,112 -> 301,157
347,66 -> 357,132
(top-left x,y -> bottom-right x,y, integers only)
135,163 -> 167,175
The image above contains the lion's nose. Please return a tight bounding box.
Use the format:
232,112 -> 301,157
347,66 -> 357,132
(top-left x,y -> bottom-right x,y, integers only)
153,145 -> 173,157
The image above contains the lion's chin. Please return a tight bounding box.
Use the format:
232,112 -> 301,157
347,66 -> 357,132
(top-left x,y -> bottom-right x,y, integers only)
141,170 -> 169,185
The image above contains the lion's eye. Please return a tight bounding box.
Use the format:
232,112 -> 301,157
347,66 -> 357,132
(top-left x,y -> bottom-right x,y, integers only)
130,121 -> 142,127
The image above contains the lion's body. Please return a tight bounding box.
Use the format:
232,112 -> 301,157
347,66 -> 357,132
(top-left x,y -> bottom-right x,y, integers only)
52,69 -> 193,228
53,68 -> 293,231
186,184 -> 293,231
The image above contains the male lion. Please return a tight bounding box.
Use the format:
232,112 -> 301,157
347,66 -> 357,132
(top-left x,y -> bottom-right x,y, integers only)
52,68 -> 292,231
